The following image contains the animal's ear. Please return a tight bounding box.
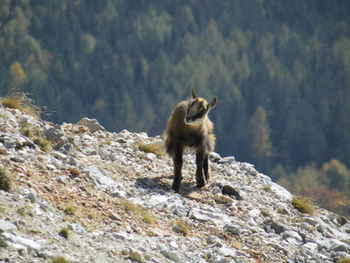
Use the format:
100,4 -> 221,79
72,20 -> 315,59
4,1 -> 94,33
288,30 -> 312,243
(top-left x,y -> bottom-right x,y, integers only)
191,86 -> 197,99
207,96 -> 217,111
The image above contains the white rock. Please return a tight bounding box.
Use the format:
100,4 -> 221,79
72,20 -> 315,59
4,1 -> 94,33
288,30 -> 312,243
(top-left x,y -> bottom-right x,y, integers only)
3,233 -> 42,250
270,182 -> 293,202
0,219 -> 16,232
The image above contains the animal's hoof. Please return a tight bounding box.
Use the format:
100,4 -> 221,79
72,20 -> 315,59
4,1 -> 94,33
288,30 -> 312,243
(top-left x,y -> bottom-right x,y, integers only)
196,181 -> 206,189
172,182 -> 180,193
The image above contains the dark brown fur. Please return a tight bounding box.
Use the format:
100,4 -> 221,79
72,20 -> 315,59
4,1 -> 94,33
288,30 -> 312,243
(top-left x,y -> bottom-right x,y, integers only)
164,87 -> 217,193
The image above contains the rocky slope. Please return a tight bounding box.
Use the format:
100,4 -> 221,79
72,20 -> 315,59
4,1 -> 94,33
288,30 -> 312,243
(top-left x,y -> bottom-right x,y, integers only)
0,103 -> 350,263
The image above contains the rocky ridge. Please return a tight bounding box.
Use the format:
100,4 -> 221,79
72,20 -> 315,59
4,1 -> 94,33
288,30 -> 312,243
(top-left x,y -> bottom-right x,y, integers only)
0,103 -> 350,263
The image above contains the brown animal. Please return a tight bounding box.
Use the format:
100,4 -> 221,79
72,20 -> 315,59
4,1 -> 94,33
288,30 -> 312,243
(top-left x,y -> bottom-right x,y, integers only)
164,86 -> 217,193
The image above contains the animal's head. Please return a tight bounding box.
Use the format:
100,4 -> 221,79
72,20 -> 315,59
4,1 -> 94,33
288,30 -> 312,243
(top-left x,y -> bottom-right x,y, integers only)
185,86 -> 217,126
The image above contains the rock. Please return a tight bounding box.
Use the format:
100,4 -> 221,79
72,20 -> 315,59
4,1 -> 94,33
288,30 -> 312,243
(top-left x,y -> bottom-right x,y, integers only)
282,230 -> 303,243
222,185 -> 242,200
187,192 -> 202,201
224,223 -> 242,235
129,248 -> 145,262
161,250 -> 180,262
209,152 -> 222,162
2,232 -> 42,251
77,117 -> 105,133
0,219 -> 16,232
214,194 -> 234,204
218,156 -> 235,164
263,219 -> 286,234
43,127 -> 64,144
270,182 -> 293,202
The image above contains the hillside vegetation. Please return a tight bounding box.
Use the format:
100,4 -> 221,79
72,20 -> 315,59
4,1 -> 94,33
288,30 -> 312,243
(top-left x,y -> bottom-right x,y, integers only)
1,0 -> 350,215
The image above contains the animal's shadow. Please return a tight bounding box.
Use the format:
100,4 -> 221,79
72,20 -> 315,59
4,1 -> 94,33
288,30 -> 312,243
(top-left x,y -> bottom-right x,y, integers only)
135,175 -> 200,196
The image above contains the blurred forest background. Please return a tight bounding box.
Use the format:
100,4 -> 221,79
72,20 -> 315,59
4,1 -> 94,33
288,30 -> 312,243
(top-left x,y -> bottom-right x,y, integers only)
1,0 -> 350,217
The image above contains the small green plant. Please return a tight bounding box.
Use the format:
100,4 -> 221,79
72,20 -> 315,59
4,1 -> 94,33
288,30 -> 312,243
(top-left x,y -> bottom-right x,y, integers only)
19,123 -> 52,152
121,200 -> 154,224
64,205 -> 76,216
292,196 -> 315,215
337,259 -> 350,263
17,207 -> 27,217
51,256 -> 69,263
0,233 -> 7,248
0,167 -> 12,192
172,219 -> 190,236
0,239 -> 7,248
201,254 -> 211,262
59,227 -> 70,239
146,231 -> 157,237
138,142 -> 164,157
33,137 -> 52,152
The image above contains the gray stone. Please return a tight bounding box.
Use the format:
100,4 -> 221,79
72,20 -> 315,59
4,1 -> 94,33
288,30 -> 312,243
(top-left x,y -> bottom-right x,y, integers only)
43,127 -> 64,144
263,219 -> 286,234
282,230 -> 303,243
224,223 -> 242,235
2,232 -> 42,250
270,182 -> 293,202
77,117 -> 105,133
161,250 -> 180,262
71,222 -> 86,234
209,152 -> 222,162
129,248 -> 144,262
218,156 -> 235,164
0,219 -> 16,232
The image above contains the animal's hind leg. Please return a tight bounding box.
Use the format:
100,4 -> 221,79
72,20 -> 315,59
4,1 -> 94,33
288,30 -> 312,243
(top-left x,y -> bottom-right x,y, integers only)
195,150 -> 205,189
172,146 -> 183,193
203,154 -> 210,182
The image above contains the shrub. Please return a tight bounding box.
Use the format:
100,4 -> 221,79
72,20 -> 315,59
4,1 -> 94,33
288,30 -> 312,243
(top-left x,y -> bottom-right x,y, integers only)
121,200 -> 154,224
0,237 -> 7,248
52,256 -> 69,263
172,219 -> 190,236
0,167 -> 11,192
138,142 -> 164,157
337,259 -> 350,263
20,122 -> 52,152
64,205 -> 76,216
292,196 -> 315,215
59,227 -> 69,239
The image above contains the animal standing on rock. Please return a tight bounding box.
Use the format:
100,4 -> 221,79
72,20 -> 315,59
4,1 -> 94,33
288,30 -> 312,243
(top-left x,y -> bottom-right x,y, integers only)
164,86 -> 217,193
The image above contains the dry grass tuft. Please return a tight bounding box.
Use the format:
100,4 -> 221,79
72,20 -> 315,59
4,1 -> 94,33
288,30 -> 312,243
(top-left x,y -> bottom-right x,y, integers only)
139,142 -> 165,157
171,219 -> 190,236
1,91 -> 41,118
120,199 -> 155,224
51,256 -> 70,263
64,205 -> 76,216
337,259 -> 350,263
20,122 -> 52,152
292,196 -> 315,215
0,167 -> 12,192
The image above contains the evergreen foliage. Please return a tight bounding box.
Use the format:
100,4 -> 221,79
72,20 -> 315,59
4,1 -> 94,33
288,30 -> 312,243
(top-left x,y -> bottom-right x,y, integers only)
1,0 -> 350,215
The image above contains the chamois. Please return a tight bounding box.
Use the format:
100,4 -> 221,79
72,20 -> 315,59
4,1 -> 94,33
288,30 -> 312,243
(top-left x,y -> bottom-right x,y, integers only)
164,86 -> 217,193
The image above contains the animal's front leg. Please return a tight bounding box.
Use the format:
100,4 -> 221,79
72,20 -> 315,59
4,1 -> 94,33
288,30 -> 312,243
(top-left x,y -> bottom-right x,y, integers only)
196,150 -> 205,188
203,154 -> 210,182
172,147 -> 183,193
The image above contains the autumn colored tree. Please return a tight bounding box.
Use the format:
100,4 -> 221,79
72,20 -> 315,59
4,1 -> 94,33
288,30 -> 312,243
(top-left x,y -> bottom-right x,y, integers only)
320,159 -> 350,192
247,106 -> 273,170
